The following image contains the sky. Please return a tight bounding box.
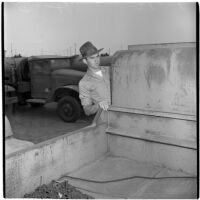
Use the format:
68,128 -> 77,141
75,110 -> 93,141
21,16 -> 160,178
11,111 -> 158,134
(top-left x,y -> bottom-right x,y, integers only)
4,2 -> 196,57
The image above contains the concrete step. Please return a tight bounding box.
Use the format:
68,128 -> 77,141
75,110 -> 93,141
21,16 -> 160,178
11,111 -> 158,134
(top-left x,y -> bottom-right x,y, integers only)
106,127 -> 196,150
106,132 -> 196,175
106,108 -> 197,175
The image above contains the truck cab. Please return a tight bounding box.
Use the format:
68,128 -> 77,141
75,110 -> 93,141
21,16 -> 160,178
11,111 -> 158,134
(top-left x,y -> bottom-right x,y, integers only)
27,55 -> 87,122
6,55 -> 87,122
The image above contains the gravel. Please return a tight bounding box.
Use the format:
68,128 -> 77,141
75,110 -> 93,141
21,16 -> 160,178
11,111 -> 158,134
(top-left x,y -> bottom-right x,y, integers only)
24,180 -> 93,199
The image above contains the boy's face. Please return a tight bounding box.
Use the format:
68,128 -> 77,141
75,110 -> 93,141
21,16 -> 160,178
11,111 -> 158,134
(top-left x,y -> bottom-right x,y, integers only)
86,53 -> 100,70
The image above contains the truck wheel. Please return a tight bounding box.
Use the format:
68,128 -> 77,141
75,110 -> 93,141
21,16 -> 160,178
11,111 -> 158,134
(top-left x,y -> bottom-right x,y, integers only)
57,96 -> 81,122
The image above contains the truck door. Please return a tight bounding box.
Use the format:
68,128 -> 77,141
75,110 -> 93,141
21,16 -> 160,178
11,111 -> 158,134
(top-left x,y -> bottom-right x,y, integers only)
29,60 -> 51,99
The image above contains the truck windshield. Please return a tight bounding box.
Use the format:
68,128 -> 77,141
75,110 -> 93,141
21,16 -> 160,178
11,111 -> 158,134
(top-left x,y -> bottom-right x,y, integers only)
50,59 -> 70,70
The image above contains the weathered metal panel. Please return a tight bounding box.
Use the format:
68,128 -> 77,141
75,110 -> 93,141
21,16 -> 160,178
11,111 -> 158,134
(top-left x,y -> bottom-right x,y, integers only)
112,43 -> 196,115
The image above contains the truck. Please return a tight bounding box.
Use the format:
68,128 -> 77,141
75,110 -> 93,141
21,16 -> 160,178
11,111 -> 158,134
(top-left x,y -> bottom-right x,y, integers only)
5,43 -> 197,198
4,55 -> 112,122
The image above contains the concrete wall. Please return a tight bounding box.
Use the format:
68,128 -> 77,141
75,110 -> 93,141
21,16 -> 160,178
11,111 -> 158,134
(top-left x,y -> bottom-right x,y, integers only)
6,122 -> 108,197
5,116 -> 13,137
128,42 -> 194,50
108,43 -> 196,174
108,108 -> 196,148
107,108 -> 196,174
108,134 -> 196,175
112,43 -> 196,115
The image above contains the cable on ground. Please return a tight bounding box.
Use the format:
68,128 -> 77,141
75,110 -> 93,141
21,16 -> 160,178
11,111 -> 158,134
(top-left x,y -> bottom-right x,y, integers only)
57,175 -> 197,184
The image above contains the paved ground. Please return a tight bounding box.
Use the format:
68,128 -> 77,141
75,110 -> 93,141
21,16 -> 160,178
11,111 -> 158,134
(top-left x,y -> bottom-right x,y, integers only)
6,103 -> 94,144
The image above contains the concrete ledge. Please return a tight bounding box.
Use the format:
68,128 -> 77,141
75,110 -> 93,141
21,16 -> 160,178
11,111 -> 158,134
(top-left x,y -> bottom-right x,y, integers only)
108,134 -> 196,175
108,110 -> 196,147
107,109 -> 196,175
107,127 -> 196,150
6,108 -> 106,159
128,42 -> 195,50
108,106 -> 196,121
6,123 -> 94,159
6,138 -> 34,155
6,123 -> 108,198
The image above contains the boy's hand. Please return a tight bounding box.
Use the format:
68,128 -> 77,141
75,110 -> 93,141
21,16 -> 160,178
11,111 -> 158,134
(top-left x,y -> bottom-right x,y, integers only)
99,101 -> 110,111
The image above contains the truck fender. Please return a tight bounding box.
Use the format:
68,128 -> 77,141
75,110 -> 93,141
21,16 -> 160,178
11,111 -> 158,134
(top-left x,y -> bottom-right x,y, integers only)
61,85 -> 79,93
49,85 -> 80,102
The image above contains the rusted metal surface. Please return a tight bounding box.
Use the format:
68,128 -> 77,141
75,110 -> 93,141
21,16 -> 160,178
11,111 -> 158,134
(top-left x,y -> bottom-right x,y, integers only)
112,43 -> 196,116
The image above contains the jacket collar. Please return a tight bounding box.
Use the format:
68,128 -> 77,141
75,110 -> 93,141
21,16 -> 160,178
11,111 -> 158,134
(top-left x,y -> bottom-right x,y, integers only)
86,68 -> 104,79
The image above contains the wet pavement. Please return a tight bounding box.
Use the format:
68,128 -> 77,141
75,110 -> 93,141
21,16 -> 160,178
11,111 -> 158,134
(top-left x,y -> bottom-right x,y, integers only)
6,103 -> 94,144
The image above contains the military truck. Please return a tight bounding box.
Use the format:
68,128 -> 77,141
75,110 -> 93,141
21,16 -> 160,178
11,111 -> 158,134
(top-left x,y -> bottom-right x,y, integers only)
4,55 -> 112,122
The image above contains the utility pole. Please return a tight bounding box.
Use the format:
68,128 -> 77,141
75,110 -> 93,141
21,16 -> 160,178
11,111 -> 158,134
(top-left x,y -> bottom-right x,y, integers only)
70,46 -> 72,56
74,43 -> 76,55
11,43 -> 13,57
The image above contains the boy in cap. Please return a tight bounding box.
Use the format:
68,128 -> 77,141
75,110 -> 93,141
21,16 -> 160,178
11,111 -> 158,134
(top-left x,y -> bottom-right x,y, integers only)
79,41 -> 111,116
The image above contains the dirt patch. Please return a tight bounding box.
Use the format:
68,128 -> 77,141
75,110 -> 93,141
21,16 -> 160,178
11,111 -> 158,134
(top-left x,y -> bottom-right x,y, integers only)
24,180 -> 93,199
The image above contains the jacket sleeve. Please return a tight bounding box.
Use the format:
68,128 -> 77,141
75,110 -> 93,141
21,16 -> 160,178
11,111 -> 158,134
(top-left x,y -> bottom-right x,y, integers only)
79,81 -> 99,116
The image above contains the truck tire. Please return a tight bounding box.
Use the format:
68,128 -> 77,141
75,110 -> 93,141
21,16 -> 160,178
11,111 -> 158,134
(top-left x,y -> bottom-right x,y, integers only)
57,96 -> 81,122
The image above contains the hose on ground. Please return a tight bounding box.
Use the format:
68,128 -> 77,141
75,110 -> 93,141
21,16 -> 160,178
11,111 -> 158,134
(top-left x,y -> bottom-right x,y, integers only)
57,175 -> 197,184
73,185 -> 126,198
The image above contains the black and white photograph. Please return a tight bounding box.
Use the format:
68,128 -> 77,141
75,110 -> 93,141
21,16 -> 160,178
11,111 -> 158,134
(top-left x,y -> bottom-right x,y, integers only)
3,1 -> 198,198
